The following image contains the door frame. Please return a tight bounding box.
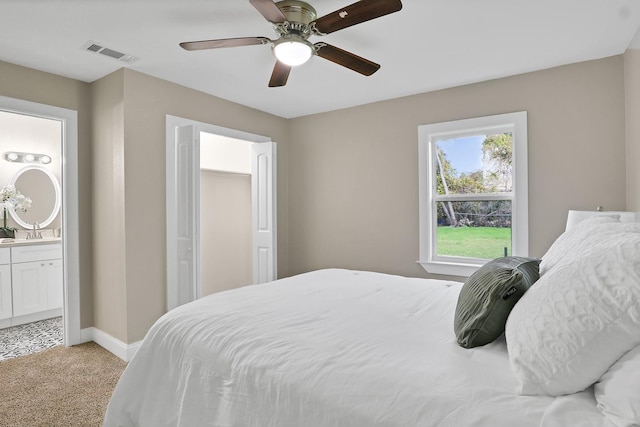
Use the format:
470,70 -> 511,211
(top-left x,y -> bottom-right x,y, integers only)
165,115 -> 276,310
0,95 -> 80,346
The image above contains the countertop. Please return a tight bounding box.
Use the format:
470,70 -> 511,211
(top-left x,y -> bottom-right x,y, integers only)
0,238 -> 62,248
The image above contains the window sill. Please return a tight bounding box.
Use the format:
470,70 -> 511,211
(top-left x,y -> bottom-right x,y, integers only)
417,260 -> 482,278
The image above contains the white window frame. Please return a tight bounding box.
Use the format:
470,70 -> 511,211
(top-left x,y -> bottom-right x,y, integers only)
418,111 -> 529,277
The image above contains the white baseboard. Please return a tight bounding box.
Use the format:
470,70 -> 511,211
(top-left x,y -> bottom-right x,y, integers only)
79,327 -> 141,362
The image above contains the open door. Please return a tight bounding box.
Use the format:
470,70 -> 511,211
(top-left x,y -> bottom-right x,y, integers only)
252,142 -> 277,284
166,124 -> 199,311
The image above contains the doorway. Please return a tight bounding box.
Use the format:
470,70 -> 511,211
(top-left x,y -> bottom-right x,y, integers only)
0,96 -> 80,348
200,133 -> 253,296
165,115 -> 277,311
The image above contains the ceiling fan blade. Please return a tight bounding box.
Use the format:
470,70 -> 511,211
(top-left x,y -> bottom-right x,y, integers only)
312,0 -> 402,34
180,37 -> 271,51
314,43 -> 380,76
269,61 -> 292,87
250,0 -> 287,23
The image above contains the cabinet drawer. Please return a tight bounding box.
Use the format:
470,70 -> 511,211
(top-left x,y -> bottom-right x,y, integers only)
0,247 -> 9,265
11,244 -> 62,263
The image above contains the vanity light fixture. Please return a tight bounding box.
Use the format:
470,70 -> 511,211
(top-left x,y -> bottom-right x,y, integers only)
2,151 -> 52,164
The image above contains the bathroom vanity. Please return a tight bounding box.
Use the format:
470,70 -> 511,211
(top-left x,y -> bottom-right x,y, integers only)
0,239 -> 62,329
0,158 -> 64,329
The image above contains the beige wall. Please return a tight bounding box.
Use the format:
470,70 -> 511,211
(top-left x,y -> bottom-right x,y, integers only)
287,56 -> 627,279
200,171 -> 252,296
0,60 -> 94,328
91,70 -> 128,341
93,69 -> 290,343
625,49 -> 640,210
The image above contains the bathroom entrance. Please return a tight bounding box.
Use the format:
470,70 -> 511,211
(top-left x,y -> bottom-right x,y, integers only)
0,95 -> 80,355
0,109 -> 64,359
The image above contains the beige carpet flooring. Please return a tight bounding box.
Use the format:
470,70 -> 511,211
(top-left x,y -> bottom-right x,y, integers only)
0,341 -> 127,426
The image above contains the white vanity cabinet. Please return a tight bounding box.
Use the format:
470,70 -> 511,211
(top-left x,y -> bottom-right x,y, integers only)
0,248 -> 12,321
0,242 -> 62,328
11,244 -> 62,317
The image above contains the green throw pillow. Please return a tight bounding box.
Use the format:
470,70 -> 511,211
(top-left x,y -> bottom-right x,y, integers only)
454,256 -> 540,348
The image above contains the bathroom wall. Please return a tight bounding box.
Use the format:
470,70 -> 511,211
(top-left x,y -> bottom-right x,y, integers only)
0,111 -> 62,231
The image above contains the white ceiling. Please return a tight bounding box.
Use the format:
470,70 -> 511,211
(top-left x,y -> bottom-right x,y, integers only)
1,0 -> 640,119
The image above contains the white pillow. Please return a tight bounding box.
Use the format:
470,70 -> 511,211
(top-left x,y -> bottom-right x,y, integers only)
539,215 -> 620,276
595,345 -> 640,427
506,223 -> 640,396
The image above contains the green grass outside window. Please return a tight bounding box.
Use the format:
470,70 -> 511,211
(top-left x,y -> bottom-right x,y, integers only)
437,226 -> 511,259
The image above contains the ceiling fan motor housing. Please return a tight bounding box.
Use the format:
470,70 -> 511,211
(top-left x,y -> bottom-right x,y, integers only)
276,0 -> 317,24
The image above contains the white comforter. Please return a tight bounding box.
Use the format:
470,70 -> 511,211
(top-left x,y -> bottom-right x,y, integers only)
104,269 -> 609,427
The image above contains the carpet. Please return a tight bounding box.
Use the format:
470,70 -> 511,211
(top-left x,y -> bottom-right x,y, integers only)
0,341 -> 127,426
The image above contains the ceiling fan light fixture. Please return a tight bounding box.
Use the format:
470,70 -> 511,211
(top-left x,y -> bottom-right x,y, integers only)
273,38 -> 313,66
180,0 -> 404,87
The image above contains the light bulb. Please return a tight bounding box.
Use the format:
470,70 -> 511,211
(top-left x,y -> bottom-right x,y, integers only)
273,39 -> 313,67
7,152 -> 18,161
40,155 -> 52,164
24,154 -> 35,162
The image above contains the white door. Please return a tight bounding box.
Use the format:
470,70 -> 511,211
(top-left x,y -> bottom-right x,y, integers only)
166,124 -> 199,311
252,142 -> 277,284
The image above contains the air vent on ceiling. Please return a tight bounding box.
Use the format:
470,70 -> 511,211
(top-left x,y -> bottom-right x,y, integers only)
82,41 -> 138,64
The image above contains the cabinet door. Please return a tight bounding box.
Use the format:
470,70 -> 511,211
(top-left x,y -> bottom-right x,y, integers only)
0,265 -> 12,320
12,261 -> 48,316
46,259 -> 63,310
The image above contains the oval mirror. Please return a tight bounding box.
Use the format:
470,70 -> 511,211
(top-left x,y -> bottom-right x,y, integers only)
8,165 -> 61,229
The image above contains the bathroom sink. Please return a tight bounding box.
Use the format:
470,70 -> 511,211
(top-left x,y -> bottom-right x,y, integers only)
13,229 -> 59,240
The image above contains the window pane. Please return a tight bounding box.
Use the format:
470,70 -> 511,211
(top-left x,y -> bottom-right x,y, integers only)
435,133 -> 512,195
436,200 -> 512,259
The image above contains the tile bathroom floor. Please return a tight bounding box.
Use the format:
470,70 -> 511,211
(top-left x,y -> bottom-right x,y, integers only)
0,317 -> 63,361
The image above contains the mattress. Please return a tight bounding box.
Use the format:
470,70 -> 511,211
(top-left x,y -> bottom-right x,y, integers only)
104,269 -> 610,427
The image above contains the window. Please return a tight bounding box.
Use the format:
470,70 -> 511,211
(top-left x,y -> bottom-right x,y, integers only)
418,112 -> 528,277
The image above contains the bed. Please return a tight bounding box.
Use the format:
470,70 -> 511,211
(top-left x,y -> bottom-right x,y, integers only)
104,211 -> 640,427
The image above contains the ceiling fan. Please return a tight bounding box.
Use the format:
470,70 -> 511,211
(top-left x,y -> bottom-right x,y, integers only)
179,0 -> 403,87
